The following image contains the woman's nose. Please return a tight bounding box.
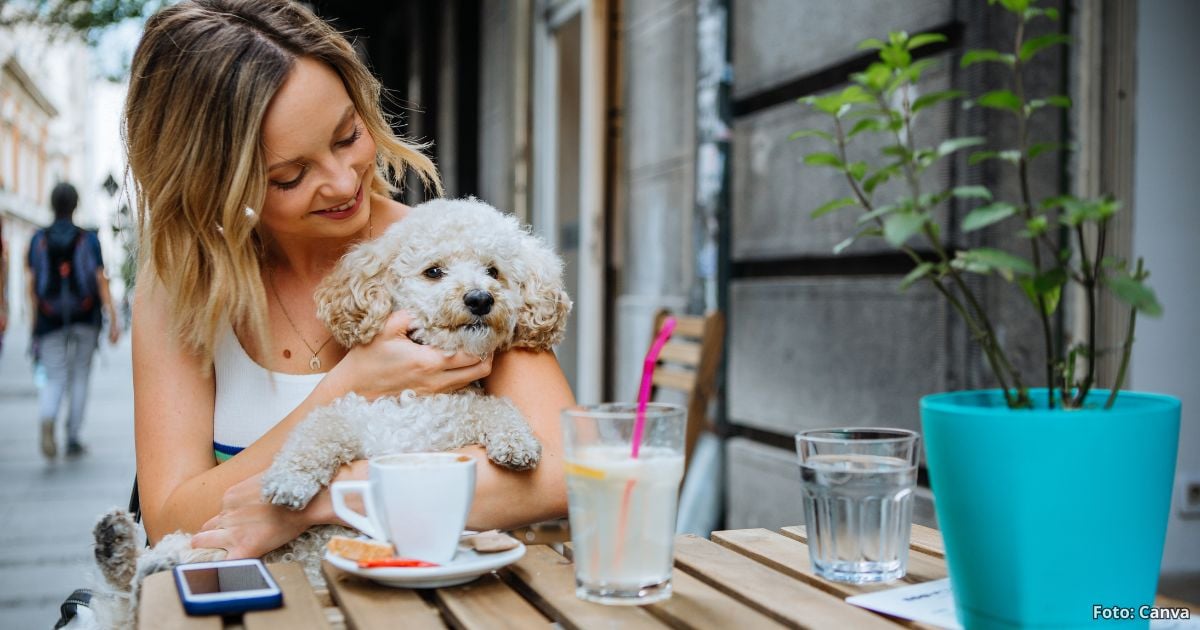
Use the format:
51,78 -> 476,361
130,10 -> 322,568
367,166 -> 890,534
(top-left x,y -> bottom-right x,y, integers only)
319,158 -> 360,203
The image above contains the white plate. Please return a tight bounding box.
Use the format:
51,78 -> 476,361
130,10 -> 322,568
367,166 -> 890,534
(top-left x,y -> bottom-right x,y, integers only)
324,540 -> 526,588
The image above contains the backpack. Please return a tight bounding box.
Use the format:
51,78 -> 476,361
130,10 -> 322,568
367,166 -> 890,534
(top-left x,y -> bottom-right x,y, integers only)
30,226 -> 100,326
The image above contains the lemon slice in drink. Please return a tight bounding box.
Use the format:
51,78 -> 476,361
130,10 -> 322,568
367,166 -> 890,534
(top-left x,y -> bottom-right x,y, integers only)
564,462 -> 607,480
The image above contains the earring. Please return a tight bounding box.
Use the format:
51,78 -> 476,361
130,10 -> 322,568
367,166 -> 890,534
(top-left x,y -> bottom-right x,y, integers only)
244,206 -> 258,221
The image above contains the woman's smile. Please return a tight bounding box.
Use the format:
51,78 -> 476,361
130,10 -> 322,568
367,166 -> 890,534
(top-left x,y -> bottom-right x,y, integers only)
312,184 -> 364,221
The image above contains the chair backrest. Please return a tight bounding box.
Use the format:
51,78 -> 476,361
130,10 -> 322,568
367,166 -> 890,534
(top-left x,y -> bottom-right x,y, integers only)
648,309 -> 725,470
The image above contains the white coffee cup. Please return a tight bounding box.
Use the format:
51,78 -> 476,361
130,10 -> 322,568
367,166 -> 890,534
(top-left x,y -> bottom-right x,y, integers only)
330,452 -> 476,564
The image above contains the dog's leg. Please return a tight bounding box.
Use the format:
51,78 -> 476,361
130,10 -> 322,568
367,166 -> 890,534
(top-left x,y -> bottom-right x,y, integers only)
468,395 -> 542,470
93,509 -> 141,591
261,396 -> 367,509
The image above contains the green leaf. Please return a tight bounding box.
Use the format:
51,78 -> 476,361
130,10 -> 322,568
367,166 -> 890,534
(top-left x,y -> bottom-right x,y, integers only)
1033,268 -> 1068,293
848,118 -> 886,137
1019,215 -> 1049,238
832,227 -> 883,255
1046,95 -> 1072,108
788,129 -> 834,142
858,37 -> 886,51
810,197 -> 859,219
951,186 -> 993,200
854,63 -> 893,92
856,204 -> 898,226
1020,33 -> 1071,62
968,149 -> 1022,166
954,247 -> 1036,280
912,89 -> 965,114
883,212 -> 928,247
899,262 -> 936,289
1028,142 -> 1065,159
880,45 -> 912,69
996,0 -> 1031,14
863,166 -> 899,194
1105,275 -> 1163,316
907,33 -> 948,50
804,152 -> 844,168
937,136 -> 986,158
847,161 -> 869,181
895,59 -> 937,90
805,85 -> 873,116
962,202 -> 1018,232
960,49 -> 1016,68
977,90 -> 1022,113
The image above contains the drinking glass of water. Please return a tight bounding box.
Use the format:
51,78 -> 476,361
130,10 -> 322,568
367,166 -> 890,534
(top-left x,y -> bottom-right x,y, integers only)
562,403 -> 686,605
795,428 -> 920,584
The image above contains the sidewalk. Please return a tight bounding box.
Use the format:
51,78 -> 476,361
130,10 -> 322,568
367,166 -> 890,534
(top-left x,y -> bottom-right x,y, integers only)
0,324 -> 136,629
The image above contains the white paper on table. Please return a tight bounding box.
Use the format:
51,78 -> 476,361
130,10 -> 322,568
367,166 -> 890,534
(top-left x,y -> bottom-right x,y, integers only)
845,578 -> 962,629
845,579 -> 1200,630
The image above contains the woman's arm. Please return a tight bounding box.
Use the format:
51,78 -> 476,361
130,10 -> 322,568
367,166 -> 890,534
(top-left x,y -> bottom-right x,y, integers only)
138,283 -> 493,550
466,348 -> 573,529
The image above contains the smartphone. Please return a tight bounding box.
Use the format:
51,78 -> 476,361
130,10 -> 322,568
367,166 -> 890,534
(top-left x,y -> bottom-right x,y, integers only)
172,558 -> 283,616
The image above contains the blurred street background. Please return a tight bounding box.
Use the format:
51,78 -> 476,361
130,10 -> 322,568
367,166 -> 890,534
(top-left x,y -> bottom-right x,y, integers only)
0,331 -> 134,628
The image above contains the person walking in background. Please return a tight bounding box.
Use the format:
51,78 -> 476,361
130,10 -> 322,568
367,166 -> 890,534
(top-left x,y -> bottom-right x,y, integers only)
26,182 -> 121,459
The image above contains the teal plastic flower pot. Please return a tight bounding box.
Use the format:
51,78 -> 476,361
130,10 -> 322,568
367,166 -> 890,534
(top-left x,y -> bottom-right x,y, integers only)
921,389 -> 1180,629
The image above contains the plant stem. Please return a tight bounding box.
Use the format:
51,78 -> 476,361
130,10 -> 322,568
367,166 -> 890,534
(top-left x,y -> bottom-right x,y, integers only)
1105,306 -> 1137,410
1012,17 -> 1058,408
836,115 -> 1019,408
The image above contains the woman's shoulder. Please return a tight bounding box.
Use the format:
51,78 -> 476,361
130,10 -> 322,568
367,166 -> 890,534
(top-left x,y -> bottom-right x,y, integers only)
371,195 -> 410,235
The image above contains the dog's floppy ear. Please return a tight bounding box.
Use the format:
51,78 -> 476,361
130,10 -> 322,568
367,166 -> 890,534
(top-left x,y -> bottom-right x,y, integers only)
315,238 -> 396,348
509,233 -> 572,351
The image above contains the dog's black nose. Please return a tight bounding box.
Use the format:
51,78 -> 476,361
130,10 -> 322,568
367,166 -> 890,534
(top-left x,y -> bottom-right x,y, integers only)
464,290 -> 494,316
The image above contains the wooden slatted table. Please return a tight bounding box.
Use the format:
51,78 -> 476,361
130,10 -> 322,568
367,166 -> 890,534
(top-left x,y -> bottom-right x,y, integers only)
137,525 -> 1199,629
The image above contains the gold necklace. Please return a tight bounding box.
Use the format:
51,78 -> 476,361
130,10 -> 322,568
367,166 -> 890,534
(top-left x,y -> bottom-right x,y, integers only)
267,267 -> 333,371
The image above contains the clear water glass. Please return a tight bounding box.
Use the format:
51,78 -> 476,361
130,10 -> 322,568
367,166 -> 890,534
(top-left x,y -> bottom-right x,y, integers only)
562,403 -> 686,605
795,428 -> 919,584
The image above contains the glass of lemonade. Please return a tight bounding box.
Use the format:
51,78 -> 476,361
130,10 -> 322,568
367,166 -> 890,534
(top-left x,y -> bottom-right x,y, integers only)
562,403 -> 686,605
795,428 -> 920,584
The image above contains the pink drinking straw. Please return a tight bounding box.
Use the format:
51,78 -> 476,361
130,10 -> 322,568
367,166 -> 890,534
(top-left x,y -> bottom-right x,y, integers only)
614,316 -> 676,571
631,317 -> 677,458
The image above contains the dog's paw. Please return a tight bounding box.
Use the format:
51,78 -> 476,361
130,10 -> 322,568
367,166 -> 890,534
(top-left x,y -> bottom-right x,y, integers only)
485,434 -> 542,471
261,475 -> 320,510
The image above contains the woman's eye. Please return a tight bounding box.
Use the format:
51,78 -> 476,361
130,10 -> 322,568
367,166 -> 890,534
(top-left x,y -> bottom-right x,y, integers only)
270,166 -> 306,191
336,124 -> 363,148
423,266 -> 445,279
486,266 -> 499,279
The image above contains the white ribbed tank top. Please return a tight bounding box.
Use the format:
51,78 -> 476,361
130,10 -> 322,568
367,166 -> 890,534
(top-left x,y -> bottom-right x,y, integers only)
212,323 -> 324,462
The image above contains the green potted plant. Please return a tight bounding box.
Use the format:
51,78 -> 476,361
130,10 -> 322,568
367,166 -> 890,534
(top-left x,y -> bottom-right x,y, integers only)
792,1 -> 1180,628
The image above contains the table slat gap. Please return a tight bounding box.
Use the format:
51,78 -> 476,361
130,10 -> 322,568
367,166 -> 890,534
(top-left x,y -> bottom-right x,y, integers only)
643,569 -> 790,630
710,530 -> 947,630
779,525 -> 946,559
500,544 -> 669,629
321,561 -> 446,629
432,572 -> 551,629
243,563 -> 330,630
137,571 -> 223,630
672,534 -> 904,629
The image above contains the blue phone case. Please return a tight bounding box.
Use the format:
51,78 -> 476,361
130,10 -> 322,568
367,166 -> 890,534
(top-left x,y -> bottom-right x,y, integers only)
172,560 -> 283,616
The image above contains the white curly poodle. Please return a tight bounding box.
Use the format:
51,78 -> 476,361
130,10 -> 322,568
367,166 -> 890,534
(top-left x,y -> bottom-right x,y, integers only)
87,198 -> 571,628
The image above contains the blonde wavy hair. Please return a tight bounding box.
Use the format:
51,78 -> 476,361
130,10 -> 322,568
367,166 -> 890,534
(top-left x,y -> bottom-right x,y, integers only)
125,0 -> 442,366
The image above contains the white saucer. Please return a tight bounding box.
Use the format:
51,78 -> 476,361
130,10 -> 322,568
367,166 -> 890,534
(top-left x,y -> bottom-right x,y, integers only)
324,540 -> 526,588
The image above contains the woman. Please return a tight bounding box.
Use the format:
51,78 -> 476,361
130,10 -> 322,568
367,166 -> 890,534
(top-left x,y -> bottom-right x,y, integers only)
127,0 -> 572,559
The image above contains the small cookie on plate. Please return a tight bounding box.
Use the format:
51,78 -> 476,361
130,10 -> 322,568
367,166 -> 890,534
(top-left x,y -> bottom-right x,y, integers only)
327,535 -> 395,561
465,530 -> 521,553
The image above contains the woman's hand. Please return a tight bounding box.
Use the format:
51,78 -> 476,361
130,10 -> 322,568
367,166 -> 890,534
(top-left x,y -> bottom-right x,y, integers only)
334,310 -> 493,399
190,472 -> 311,559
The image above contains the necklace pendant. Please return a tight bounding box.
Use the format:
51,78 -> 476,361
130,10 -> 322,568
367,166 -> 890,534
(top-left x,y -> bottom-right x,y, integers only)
310,355 -> 321,371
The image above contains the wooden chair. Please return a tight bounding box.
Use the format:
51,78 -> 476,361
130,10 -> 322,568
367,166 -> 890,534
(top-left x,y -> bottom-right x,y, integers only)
648,309 -> 725,471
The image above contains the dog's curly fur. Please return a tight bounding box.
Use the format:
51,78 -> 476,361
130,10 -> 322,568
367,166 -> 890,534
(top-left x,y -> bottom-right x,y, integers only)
87,198 -> 571,627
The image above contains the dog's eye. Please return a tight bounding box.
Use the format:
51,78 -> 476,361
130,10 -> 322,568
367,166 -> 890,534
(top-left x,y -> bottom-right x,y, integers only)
486,266 -> 499,279
423,266 -> 445,280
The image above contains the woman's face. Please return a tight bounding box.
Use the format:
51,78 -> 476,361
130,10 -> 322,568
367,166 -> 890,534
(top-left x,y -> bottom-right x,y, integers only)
259,57 -> 377,241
